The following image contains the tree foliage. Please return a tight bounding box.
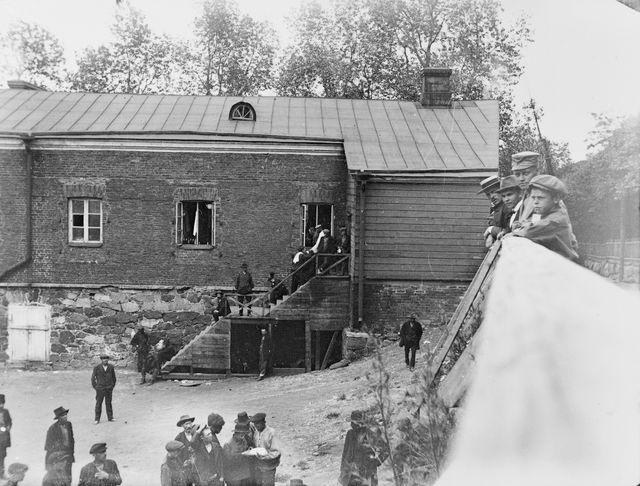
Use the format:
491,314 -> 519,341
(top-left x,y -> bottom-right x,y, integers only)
177,0 -> 277,95
71,5 -> 178,93
0,21 -> 66,89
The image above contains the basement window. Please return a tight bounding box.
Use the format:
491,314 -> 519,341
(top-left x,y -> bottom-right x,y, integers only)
68,198 -> 102,245
302,203 -> 333,247
176,201 -> 216,248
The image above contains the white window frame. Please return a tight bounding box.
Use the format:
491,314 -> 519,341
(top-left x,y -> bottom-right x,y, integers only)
301,203 -> 334,247
176,200 -> 216,248
68,198 -> 103,244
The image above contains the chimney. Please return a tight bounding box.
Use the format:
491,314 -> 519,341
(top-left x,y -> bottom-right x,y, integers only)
7,79 -> 44,91
420,68 -> 452,107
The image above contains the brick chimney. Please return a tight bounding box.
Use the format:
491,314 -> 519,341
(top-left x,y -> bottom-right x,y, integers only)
7,79 -> 44,90
420,68 -> 452,107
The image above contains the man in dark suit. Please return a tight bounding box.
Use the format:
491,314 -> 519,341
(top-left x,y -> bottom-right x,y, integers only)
0,394 -> 12,478
399,313 -> 424,371
45,406 -> 75,480
91,355 -> 116,424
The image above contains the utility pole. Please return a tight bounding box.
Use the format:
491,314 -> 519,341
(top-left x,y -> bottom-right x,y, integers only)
529,99 -> 554,175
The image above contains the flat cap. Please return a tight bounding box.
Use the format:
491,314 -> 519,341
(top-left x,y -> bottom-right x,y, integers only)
250,412 -> 266,423
89,442 -> 107,455
207,413 -> 225,428
511,151 -> 540,171
165,440 -> 184,452
7,463 -> 29,474
496,175 -> 521,193
477,175 -> 500,195
529,174 -> 568,198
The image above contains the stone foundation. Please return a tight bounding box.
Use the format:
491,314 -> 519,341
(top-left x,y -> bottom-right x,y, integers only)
583,256 -> 640,283
0,286 -> 221,369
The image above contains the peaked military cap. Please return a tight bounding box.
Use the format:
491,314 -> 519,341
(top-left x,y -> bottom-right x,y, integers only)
511,151 -> 540,171
529,174 -> 568,198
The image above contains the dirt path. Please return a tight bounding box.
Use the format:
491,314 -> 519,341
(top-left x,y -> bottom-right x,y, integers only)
0,342 -> 425,485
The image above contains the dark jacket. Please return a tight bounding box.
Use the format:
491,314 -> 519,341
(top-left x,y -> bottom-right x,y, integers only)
78,459 -> 122,486
175,430 -> 201,465
42,468 -> 71,486
212,296 -> 231,317
399,320 -> 423,349
130,330 -> 150,353
194,436 -> 224,486
234,271 -> 254,295
222,437 -> 252,483
45,421 -> 75,466
161,456 -> 192,486
91,364 -> 116,390
340,427 -> 386,486
0,408 -> 11,449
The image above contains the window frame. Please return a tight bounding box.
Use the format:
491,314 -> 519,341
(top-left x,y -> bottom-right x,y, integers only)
229,102 -> 256,121
301,203 -> 334,247
176,200 -> 217,249
68,198 -> 103,246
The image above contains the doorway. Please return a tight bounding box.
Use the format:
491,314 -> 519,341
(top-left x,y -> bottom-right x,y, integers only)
7,303 -> 51,362
311,330 -> 342,371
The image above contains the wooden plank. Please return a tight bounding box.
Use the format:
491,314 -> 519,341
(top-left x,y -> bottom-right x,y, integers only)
321,330 -> 340,370
305,322 -> 311,372
315,333 -> 322,371
437,332 -> 479,408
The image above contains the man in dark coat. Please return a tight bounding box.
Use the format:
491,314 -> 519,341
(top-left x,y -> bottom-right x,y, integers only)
91,355 -> 116,424
339,411 -> 387,486
257,328 -> 272,381
161,441 -> 195,486
130,325 -> 150,384
267,272 -> 288,305
78,443 -> 121,486
194,425 -> 224,486
0,394 -> 12,478
222,423 -> 253,486
175,415 -> 202,467
211,290 -> 231,322
235,263 -> 254,316
42,451 -> 71,486
399,314 -> 424,371
45,407 -> 75,480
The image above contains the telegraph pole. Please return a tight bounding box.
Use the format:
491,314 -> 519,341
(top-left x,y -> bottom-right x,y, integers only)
529,99 -> 554,175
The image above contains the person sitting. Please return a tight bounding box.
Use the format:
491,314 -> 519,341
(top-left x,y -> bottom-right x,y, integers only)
211,290 -> 231,322
267,272 -> 288,305
510,174 -> 579,261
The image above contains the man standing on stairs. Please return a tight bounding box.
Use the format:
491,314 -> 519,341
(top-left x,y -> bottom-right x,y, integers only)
235,263 -> 254,316
399,314 -> 423,371
257,327 -> 272,381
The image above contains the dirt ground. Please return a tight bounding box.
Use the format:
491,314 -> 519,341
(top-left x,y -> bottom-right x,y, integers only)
0,341 -> 425,486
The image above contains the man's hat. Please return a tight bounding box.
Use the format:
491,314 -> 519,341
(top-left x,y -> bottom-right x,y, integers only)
7,463 -> 28,475
99,354 -> 110,359
241,262 -> 248,268
53,406 -> 69,420
529,174 -> 568,198
207,413 -> 225,428
48,451 -> 69,464
511,151 -> 540,171
165,440 -> 184,452
496,175 -> 521,193
234,422 -> 251,434
89,442 -> 107,455
235,411 -> 251,425
477,175 -> 500,195
250,412 -> 266,423
176,415 -> 195,427
349,410 -> 366,424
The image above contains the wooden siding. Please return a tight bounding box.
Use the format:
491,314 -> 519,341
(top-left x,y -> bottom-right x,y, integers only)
363,181 -> 488,280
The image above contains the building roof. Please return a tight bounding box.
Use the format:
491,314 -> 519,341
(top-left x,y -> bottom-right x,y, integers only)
0,88 -> 498,173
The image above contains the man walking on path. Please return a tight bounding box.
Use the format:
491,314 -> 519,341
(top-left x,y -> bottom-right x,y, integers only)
399,314 -> 423,371
78,443 -> 122,486
130,325 -> 150,384
45,407 -> 75,480
0,394 -> 12,478
91,355 -> 116,424
235,263 -> 254,316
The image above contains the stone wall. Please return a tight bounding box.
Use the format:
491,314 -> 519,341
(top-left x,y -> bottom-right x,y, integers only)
583,256 -> 640,284
0,286 -> 225,369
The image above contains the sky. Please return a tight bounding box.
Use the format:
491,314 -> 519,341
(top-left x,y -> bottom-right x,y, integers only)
0,0 -> 639,161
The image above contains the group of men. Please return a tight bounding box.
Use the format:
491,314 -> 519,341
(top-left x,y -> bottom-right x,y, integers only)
162,411 -> 281,486
480,151 -> 579,261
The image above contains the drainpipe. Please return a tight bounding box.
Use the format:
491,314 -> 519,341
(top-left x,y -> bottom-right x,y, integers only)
0,136 -> 33,282
357,175 -> 367,330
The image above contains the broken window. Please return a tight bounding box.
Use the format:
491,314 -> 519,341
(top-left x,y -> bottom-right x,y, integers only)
302,203 -> 333,247
176,201 -> 216,246
68,198 -> 102,244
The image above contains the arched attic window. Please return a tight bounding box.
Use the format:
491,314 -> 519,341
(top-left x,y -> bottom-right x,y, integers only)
229,102 -> 256,121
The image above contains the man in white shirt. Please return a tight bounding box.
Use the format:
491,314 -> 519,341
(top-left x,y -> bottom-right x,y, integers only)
249,413 -> 281,486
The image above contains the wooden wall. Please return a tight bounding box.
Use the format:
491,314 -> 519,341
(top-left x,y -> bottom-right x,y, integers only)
362,180 -> 489,281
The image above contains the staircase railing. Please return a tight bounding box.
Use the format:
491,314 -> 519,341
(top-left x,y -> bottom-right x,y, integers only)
226,253 -> 350,317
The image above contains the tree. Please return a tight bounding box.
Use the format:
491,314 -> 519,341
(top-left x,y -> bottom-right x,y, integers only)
0,21 -> 66,89
177,0 -> 277,95
71,5 -> 178,93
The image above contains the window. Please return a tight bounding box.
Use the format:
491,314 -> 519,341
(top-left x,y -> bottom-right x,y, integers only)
68,198 -> 102,244
176,201 -> 216,247
229,102 -> 256,121
302,204 -> 333,247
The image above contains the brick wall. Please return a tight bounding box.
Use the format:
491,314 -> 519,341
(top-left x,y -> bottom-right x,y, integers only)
2,149 -> 348,286
0,148 -> 29,276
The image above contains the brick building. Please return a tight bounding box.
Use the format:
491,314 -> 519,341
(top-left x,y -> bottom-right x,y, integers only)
0,70 -> 498,373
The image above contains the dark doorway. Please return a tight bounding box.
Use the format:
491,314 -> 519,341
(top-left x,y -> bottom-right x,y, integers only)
230,319 -> 263,374
311,330 -> 343,371
271,320 -> 306,370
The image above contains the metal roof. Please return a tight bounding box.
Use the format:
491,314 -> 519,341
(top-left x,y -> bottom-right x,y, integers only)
0,89 -> 498,172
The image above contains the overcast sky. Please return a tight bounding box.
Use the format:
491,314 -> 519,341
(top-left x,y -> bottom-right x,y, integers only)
1,0 -> 638,160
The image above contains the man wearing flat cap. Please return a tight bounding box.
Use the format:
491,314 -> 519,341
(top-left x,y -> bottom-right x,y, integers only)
78,443 -> 121,486
45,407 -> 74,480
161,440 -> 194,486
0,394 -> 12,478
248,413 -> 281,486
0,462 -> 28,485
511,174 -> 579,261
91,355 -> 116,424
42,451 -> 71,486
